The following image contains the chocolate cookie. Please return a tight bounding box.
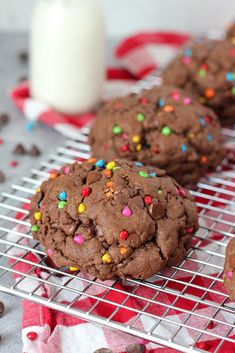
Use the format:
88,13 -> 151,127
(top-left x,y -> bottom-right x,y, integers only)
89,86 -> 224,185
162,38 -> 235,125
29,159 -> 198,280
224,237 -> 235,300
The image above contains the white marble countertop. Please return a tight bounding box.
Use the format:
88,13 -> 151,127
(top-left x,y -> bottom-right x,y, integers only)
0,32 -> 118,353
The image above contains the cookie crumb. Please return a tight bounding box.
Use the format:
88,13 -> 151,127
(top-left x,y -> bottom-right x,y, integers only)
29,145 -> 41,157
0,113 -> 10,125
13,143 -> 26,155
0,171 -> 5,183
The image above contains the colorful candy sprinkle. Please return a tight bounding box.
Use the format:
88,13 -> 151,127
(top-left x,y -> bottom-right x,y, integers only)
50,171 -> 58,179
104,170 -> 112,177
27,332 -> 38,341
112,125 -> 122,134
74,234 -> 85,245
136,144 -> 142,151
70,267 -> 79,271
64,166 -> 70,175
81,187 -> 91,197
95,160 -> 106,168
157,189 -> 162,194
113,166 -> 120,172
182,56 -> 191,65
137,113 -> 145,122
164,105 -> 174,112
149,172 -> 157,177
207,134 -> 213,142
187,227 -> 194,234
34,212 -> 42,221
102,253 -> 112,263
144,196 -> 152,205
231,87 -> 235,95
204,88 -> 215,98
139,171 -> 149,178
198,68 -> 206,77
183,97 -> 191,105
226,72 -> 235,81
161,126 -> 172,136
78,203 -> 86,213
88,158 -> 97,163
47,248 -> 53,256
36,188 -> 40,193
205,116 -> 212,124
106,161 -> 116,170
140,97 -> 148,105
58,191 -> 67,201
120,230 -> 129,240
181,144 -> 187,152
158,98 -> 165,107
31,225 -> 39,232
228,271 -> 233,279
58,201 -> 67,209
172,91 -> 180,101
184,48 -> 192,57
135,162 -> 143,167
200,156 -> 208,164
121,145 -> 128,152
122,133 -> 129,140
122,206 -> 132,217
132,135 -> 141,143
200,117 -> 206,126
120,247 -> 128,255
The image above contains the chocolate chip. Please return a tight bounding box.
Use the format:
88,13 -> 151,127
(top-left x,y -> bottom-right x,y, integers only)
0,171 -> 5,183
126,344 -> 145,353
93,349 -> 114,353
29,145 -> 41,157
13,143 -> 26,155
18,51 -> 28,63
149,203 -> 165,220
86,171 -> 101,185
0,113 -> 10,125
0,301 -> 5,317
131,195 -> 144,209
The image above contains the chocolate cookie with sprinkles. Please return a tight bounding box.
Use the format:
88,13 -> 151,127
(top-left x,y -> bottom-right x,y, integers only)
89,85 -> 224,186
29,159 -> 198,280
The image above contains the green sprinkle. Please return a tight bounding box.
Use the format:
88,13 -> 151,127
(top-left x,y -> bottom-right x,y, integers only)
32,225 -> 39,232
58,201 -> 67,209
112,125 -> 122,134
137,113 -> 145,122
198,69 -> 206,77
161,126 -> 172,136
231,87 -> 235,95
113,166 -> 121,172
139,171 -> 149,178
157,189 -> 162,194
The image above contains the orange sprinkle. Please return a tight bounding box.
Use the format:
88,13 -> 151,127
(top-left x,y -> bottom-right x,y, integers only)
204,88 -> 215,99
106,182 -> 114,189
50,171 -> 58,179
120,247 -> 128,255
200,156 -> 208,164
104,170 -> 112,177
164,105 -> 174,112
88,158 -> 97,163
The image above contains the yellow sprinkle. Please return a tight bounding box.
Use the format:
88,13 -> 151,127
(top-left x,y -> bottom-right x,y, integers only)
34,212 -> 42,221
78,203 -> 86,213
106,161 -> 116,171
102,253 -> 112,264
120,247 -> 128,255
136,143 -> 142,151
36,188 -> 40,193
70,267 -> 79,271
231,37 -> 235,45
132,135 -> 141,143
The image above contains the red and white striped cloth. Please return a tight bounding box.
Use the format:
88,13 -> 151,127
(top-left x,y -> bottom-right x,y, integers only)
10,31 -> 191,138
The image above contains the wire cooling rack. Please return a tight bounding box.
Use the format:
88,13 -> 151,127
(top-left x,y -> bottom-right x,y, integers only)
0,125 -> 235,353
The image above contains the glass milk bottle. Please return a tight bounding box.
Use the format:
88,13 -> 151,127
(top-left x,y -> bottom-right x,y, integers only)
30,0 -> 106,114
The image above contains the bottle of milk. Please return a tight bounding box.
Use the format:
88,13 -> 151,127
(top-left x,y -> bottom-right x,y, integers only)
30,0 -> 106,115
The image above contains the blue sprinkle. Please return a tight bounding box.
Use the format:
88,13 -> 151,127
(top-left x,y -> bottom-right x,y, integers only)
226,72 -> 235,82
181,144 -> 188,152
200,117 -> 206,126
26,121 -> 36,132
134,162 -> 143,167
158,98 -> 165,107
149,172 -> 157,177
184,47 -> 192,57
207,134 -> 213,142
95,159 -> 106,168
58,191 -> 67,201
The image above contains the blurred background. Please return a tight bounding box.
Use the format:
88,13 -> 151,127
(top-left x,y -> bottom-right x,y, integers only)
1,0 -> 235,37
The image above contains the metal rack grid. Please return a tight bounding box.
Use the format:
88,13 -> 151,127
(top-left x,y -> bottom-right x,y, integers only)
0,126 -> 235,353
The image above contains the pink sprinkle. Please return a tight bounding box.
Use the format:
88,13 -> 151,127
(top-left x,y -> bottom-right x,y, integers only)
74,234 -> 85,245
183,97 -> 192,105
47,248 -> 53,257
176,188 -> 186,197
64,166 -> 70,175
187,227 -> 194,234
172,92 -> 180,101
228,271 -> 233,279
122,206 -> 132,217
122,133 -> 128,140
182,56 -> 191,65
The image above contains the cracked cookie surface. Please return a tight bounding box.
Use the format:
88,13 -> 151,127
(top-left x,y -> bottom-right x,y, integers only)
224,237 -> 235,300
29,159 -> 198,280
89,86 -> 224,186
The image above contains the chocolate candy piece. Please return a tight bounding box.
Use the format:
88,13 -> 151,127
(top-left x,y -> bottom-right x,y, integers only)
86,171 -> 101,185
149,203 -> 165,220
0,301 -> 5,317
0,171 -> 5,183
13,143 -> 26,155
126,344 -> 145,353
29,145 -> 41,157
